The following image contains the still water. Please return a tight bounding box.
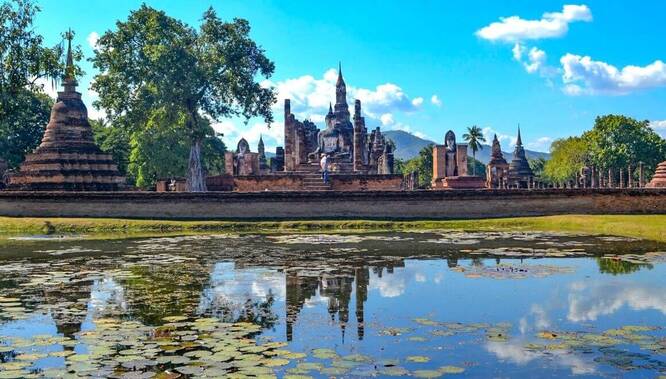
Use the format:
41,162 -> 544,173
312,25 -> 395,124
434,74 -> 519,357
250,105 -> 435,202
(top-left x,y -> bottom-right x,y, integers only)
0,231 -> 664,378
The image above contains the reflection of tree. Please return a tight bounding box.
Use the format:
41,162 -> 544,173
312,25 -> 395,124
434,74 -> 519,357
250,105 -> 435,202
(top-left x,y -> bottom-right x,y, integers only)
121,263 -> 210,325
217,294 -> 278,331
596,258 -> 652,276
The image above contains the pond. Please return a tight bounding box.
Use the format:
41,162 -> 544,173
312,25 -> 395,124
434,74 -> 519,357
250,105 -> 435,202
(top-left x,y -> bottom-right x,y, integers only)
0,231 -> 665,378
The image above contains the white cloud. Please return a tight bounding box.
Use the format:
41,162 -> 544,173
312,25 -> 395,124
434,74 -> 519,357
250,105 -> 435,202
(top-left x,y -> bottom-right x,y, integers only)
430,95 -> 442,107
526,136 -> 554,152
380,113 -> 394,126
525,46 -> 547,73
87,31 -> 99,50
486,340 -> 596,375
476,4 -> 592,43
560,54 -> 666,95
213,121 -> 282,153
567,281 -> 666,322
512,43 -> 526,61
512,43 -> 558,78
650,120 -> 666,138
482,126 -> 516,149
262,67 -> 422,122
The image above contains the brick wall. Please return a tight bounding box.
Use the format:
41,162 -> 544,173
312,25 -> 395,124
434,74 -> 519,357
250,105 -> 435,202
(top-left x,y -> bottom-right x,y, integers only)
1,189 -> 665,220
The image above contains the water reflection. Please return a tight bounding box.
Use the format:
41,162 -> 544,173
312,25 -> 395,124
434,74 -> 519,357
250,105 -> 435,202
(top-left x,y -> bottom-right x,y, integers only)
0,232 -> 664,377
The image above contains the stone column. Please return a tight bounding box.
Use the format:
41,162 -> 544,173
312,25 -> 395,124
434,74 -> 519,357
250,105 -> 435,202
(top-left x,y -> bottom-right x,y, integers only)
619,168 -> 624,189
591,166 -> 596,188
639,162 -> 645,188
628,164 -> 634,188
608,168 -> 614,188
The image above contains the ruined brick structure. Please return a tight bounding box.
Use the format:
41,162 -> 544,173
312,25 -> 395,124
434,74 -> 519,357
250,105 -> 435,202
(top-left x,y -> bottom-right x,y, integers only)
507,127 -> 534,188
486,134 -> 509,188
647,160 -> 666,188
283,64 -> 394,175
224,138 -> 261,176
432,130 -> 485,189
8,34 -> 125,191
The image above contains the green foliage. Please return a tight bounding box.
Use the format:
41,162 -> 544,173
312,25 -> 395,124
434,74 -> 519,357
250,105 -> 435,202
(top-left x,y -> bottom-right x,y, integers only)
543,137 -> 588,184
401,144 -> 434,188
91,5 -> 276,190
0,0 -> 79,167
0,90 -> 51,167
463,125 -> 486,176
468,157 -> 486,180
543,115 -> 666,185
582,115 -> 666,178
529,157 -> 547,181
91,119 -> 131,176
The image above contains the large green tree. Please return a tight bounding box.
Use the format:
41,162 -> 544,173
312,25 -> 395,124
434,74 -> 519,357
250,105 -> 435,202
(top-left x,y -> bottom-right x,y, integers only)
91,5 -> 276,191
583,114 -> 666,179
543,137 -> 589,184
0,0 -> 76,168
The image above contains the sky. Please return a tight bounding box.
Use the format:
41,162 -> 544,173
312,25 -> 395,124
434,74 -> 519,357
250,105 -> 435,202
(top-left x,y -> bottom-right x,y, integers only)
32,0 -> 666,153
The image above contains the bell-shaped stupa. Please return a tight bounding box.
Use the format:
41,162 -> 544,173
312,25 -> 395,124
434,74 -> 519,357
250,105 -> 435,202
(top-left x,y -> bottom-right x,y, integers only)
647,160 -> 666,188
9,32 -> 125,191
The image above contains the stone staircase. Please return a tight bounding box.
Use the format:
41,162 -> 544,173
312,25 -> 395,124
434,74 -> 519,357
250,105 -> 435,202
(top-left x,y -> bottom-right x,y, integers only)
296,163 -> 331,191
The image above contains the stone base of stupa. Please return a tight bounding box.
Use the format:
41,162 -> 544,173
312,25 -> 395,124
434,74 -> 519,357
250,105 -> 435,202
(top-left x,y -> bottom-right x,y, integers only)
647,161 -> 666,188
432,175 -> 486,190
8,151 -> 126,191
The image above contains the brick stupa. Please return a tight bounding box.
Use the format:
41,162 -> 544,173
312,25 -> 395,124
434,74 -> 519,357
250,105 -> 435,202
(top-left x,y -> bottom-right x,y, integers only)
647,160 -> 666,188
9,34 -> 125,191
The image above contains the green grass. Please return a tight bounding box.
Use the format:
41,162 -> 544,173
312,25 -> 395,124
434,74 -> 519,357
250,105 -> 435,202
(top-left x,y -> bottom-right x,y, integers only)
0,215 -> 665,242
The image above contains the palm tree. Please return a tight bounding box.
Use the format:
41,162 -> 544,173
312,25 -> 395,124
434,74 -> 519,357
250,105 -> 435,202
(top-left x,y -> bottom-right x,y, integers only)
463,125 -> 486,176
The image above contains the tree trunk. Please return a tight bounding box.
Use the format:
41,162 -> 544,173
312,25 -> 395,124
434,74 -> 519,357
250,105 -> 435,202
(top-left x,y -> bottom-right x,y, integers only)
186,138 -> 207,192
472,151 -> 476,176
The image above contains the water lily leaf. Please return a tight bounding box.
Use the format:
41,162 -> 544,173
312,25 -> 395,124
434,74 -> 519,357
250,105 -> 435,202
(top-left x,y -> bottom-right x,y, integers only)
406,355 -> 430,363
262,358 -> 290,367
311,348 -> 338,359
412,369 -> 443,378
342,354 -> 373,363
380,366 -> 410,376
439,365 -> 465,374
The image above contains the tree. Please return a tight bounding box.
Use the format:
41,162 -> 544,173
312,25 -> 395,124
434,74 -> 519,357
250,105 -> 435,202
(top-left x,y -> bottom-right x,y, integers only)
0,0 -> 77,167
462,125 -> 486,176
543,137 -> 589,185
92,115 -> 226,189
91,5 -> 276,191
467,157 -> 486,180
402,144 -> 434,188
529,157 -> 547,182
582,115 -> 666,180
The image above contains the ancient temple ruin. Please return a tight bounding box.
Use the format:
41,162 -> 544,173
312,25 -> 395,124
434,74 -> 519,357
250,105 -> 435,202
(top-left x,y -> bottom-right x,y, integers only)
8,34 -> 125,191
283,64 -> 394,175
647,160 -> 666,188
507,127 -> 534,188
224,138 -> 261,176
431,130 -> 485,189
486,134 -> 509,188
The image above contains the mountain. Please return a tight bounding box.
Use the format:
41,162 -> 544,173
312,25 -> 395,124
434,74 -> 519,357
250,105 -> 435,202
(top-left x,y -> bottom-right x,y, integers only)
383,130 -> 550,163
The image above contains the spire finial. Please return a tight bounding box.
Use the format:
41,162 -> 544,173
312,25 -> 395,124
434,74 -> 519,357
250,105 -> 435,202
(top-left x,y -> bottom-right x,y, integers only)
516,124 -> 523,146
62,28 -> 77,92
336,62 -> 345,87
328,102 -> 333,114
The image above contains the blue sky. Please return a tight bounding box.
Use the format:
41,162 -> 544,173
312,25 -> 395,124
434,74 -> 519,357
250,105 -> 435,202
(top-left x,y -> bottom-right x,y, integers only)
33,0 -> 666,153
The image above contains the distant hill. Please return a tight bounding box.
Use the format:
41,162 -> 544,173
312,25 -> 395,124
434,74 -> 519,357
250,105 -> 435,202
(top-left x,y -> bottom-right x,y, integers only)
383,130 -> 550,163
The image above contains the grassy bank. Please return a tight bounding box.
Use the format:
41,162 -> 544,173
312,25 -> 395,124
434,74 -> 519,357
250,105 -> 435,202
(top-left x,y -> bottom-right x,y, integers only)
0,215 -> 664,242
